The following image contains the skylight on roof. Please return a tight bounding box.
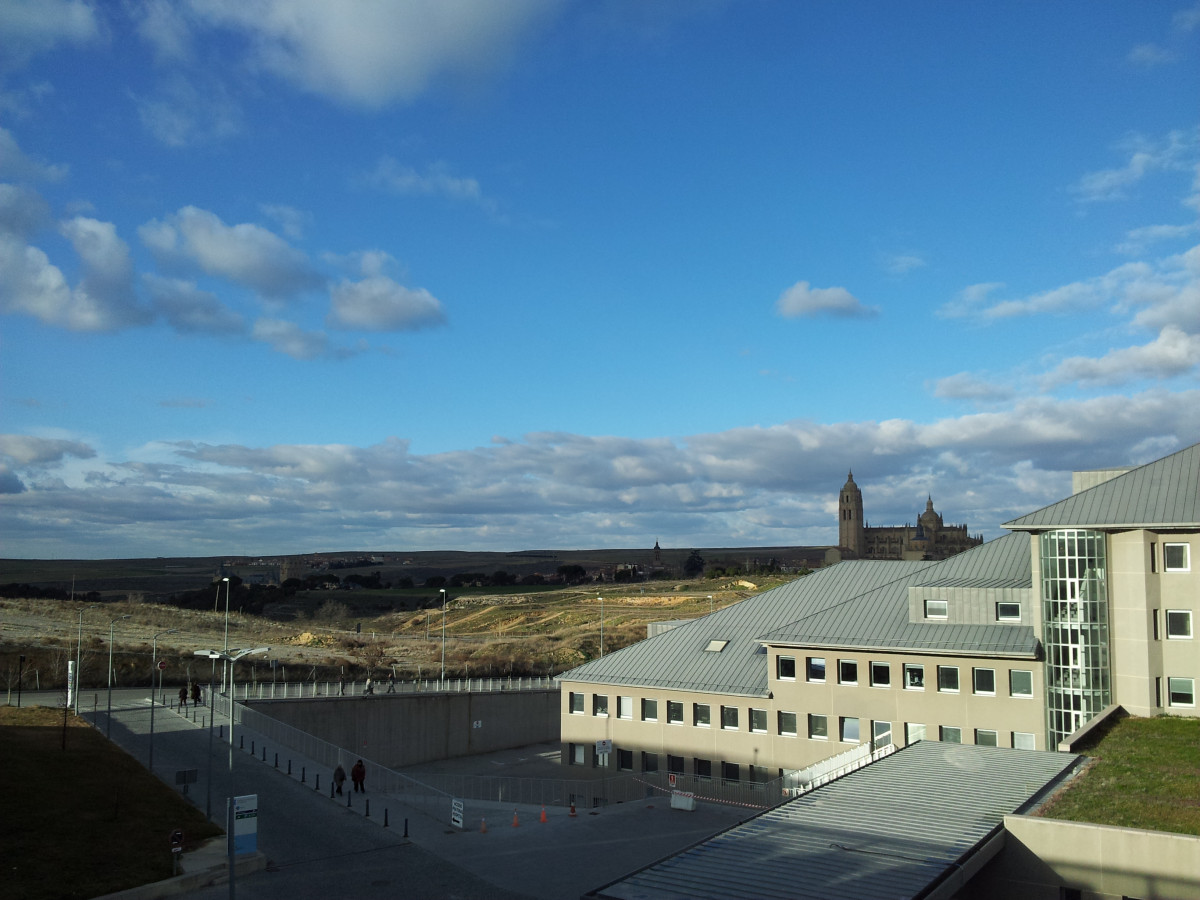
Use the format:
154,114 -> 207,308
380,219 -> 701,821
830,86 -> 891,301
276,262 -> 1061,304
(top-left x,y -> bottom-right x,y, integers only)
705,640 -> 729,652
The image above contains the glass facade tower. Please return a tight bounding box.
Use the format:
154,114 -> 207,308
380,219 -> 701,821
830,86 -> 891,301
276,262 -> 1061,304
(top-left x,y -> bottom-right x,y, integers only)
1041,530 -> 1111,747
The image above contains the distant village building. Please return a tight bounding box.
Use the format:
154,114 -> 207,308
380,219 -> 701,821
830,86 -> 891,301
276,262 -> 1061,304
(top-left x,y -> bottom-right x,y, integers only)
837,471 -> 981,560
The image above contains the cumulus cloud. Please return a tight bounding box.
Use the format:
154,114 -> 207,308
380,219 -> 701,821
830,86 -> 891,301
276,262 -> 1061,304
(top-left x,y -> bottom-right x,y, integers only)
139,206 -> 323,297
1115,222 -> 1199,255
259,203 -> 313,241
328,276 -> 446,332
776,281 -> 878,319
144,273 -> 246,334
252,317 -> 335,359
1044,326 -> 1200,388
1071,129 -> 1198,203
0,126 -> 68,182
183,0 -> 560,108
0,183 -> 51,237
931,373 -> 1015,403
0,0 -> 100,70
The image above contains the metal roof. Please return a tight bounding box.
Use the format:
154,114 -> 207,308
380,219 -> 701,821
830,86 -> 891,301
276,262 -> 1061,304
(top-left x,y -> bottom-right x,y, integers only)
1004,441 -> 1200,531
587,741 -> 1082,900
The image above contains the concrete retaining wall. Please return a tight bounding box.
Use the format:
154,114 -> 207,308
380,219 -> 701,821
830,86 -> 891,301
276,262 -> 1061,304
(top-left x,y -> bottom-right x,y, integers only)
246,689 -> 560,768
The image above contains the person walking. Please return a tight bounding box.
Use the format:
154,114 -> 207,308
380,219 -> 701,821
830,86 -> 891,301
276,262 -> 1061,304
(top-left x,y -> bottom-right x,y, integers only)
351,759 -> 366,793
333,763 -> 346,796
365,676 -> 373,694
386,672 -> 395,693
191,682 -> 202,707
179,685 -> 188,709
338,675 -> 345,696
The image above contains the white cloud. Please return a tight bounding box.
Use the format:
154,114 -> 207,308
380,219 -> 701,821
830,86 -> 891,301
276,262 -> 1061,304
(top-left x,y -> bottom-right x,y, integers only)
1043,325 -> 1200,388
0,0 -> 100,70
1127,43 -> 1174,66
143,273 -> 246,334
328,276 -> 446,332
1071,129 -> 1198,203
259,203 -> 313,241
0,183 -> 51,237
139,206 -> 323,297
131,0 -> 193,63
363,157 -> 493,209
931,373 -> 1015,403
1115,222 -> 1199,255
776,281 -> 878,319
184,0 -> 560,108
883,253 -> 926,275
0,126 -> 68,182
133,75 -> 241,147
251,317 -> 332,359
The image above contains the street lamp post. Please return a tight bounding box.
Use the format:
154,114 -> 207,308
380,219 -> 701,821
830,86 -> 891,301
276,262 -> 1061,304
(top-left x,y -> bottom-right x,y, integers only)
440,588 -> 447,686
195,646 -> 268,900
74,605 -> 96,715
16,654 -> 24,708
106,615 -> 130,738
599,596 -> 604,659
221,577 -> 231,693
708,595 -> 713,615
148,629 -> 178,771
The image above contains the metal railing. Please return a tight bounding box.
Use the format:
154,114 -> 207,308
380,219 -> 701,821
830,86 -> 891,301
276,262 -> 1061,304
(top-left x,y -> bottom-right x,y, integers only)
786,741 -> 897,795
216,675 -> 557,701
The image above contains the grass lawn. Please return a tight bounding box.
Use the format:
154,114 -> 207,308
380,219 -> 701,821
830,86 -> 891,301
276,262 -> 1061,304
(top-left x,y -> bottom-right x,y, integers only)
0,706 -> 223,900
1039,715 -> 1200,836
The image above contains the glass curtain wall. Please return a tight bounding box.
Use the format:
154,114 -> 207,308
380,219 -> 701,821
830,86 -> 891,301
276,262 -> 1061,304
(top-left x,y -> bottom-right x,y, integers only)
1041,529 -> 1111,747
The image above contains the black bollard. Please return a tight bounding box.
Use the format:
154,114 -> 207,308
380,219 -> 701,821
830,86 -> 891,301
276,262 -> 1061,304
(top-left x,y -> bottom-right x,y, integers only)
301,766 -> 306,784
219,724 -> 223,740
261,745 -> 265,762
330,781 -> 334,799
251,740 -> 255,755
286,758 -> 290,774
366,798 -> 370,817
347,791 -> 352,808
403,818 -> 409,838
240,734 -> 244,750
384,809 -> 389,828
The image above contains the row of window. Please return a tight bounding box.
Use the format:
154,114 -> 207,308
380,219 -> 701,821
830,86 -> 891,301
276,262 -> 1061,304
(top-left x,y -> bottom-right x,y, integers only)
923,599 -> 1023,621
776,657 -> 1035,697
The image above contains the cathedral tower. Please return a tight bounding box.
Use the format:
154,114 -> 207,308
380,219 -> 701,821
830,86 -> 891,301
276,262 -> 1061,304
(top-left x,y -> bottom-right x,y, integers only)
839,471 -> 865,558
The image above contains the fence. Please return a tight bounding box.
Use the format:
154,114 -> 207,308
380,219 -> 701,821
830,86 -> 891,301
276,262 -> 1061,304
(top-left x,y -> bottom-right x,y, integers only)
205,675 -> 557,702
786,740 -> 897,795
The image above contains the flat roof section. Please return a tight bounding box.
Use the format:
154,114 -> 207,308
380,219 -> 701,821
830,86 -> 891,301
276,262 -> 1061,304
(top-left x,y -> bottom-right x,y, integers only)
586,741 -> 1082,900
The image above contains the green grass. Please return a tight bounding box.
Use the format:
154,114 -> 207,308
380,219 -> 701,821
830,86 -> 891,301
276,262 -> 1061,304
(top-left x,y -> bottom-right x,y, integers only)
1039,715 -> 1200,836
0,706 -> 223,900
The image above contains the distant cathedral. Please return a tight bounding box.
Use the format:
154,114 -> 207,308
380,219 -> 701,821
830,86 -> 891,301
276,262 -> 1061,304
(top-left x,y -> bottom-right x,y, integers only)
837,471 -> 982,561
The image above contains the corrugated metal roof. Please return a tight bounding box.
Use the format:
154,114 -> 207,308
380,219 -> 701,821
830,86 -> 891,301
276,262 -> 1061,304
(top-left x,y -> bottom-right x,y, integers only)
1004,441 -> 1200,530
589,741 -> 1081,900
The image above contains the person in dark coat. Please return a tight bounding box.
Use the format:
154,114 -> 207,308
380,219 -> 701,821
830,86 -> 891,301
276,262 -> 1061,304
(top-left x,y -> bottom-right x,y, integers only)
351,759 -> 366,793
179,685 -> 188,709
191,682 -> 202,706
333,764 -> 346,796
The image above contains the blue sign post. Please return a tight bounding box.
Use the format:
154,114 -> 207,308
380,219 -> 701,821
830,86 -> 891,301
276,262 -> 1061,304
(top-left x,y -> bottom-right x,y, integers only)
233,794 -> 258,855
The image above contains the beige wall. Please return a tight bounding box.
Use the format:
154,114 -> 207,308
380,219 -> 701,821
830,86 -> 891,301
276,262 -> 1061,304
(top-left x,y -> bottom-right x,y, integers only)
967,815 -> 1200,900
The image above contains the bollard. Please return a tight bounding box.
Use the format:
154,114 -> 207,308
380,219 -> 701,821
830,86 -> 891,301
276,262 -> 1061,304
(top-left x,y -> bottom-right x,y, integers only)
347,792 -> 352,808
219,725 -> 223,740
287,758 -> 291,775
251,740 -> 255,755
302,766 -> 306,784
404,818 -> 408,838
240,735 -> 244,750
261,745 -> 266,762
330,781 -> 334,799
384,809 -> 389,828
366,798 -> 370,818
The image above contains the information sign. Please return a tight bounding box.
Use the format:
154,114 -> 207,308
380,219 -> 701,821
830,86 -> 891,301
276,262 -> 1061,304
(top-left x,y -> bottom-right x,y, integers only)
233,794 -> 258,855
450,798 -> 464,829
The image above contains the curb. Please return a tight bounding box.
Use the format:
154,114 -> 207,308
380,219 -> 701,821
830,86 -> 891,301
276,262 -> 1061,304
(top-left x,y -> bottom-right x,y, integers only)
93,838 -> 267,900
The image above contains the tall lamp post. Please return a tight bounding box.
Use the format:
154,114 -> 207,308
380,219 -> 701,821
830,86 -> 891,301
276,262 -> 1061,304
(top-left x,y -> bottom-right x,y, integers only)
195,646 -> 268,900
221,577 -> 231,693
148,629 -> 178,771
74,605 -> 96,715
106,614 -> 130,738
598,596 -> 604,658
16,654 -> 24,708
708,595 -> 713,615
439,588 -> 447,686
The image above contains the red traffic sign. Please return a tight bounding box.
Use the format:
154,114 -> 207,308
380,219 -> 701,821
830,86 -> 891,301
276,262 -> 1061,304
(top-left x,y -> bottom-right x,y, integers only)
157,660 -> 167,670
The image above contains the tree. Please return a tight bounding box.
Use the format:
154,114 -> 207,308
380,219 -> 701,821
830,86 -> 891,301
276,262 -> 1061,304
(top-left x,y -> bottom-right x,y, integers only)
683,550 -> 705,578
556,564 -> 586,585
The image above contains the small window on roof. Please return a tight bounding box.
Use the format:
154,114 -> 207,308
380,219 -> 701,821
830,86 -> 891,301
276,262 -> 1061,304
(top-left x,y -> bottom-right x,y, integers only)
705,639 -> 729,652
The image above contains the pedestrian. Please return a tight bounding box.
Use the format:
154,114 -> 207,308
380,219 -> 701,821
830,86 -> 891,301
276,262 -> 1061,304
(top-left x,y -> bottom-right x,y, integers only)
386,672 -> 395,693
333,763 -> 346,796
365,676 -> 373,694
351,759 -> 366,793
191,682 -> 201,707
338,675 -> 345,696
179,685 -> 188,709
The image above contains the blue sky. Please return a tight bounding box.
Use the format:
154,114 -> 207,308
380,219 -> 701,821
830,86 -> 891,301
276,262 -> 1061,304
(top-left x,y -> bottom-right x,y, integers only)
2,1 -> 1198,559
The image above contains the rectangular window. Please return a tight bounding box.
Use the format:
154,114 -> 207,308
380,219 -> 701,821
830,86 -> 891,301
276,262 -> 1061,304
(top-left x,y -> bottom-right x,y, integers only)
617,696 -> 633,719
1012,732 -> 1036,751
1168,677 -> 1196,707
905,723 -> 926,744
749,708 -> 768,733
642,751 -> 659,773
593,694 -> 608,717
808,713 -> 828,740
924,599 -> 948,619
973,668 -> 996,695
667,701 -> 684,724
807,657 -> 826,682
594,750 -> 609,769
872,720 -> 892,748
569,743 -> 584,765
996,601 -> 1021,621
1010,669 -> 1034,698
667,754 -> 684,774
617,748 -> 633,771
870,661 -> 890,687
904,663 -> 925,690
1151,541 -> 1158,573
778,711 -> 797,736
720,706 -> 738,730
721,761 -> 740,783
838,659 -> 858,685
1154,608 -> 1161,641
1166,610 -> 1193,639
641,698 -> 658,721
840,716 -> 860,743
693,703 -> 711,727
694,758 -> 712,780
749,765 -> 768,785
569,692 -> 584,714
975,729 -> 998,747
777,655 -> 796,680
1164,543 -> 1191,571
937,666 -> 960,693
940,726 -> 961,743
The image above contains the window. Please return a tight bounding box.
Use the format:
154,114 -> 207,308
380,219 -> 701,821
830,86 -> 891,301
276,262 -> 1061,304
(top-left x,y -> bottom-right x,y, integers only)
1164,543 -> 1191,572
641,698 -> 658,721
1010,670 -> 1034,698
808,713 -> 828,740
720,706 -> 738,730
872,720 -> 892,748
940,726 -> 961,743
778,711 -> 797,736
1168,677 -> 1196,707
594,749 -> 609,769
1151,541 -> 1158,573
973,668 -> 996,695
705,639 -> 729,652
807,657 -> 826,682
905,723 -> 926,744
1166,610 -> 1193,639
904,663 -> 925,690
617,696 -> 633,719
748,765 -> 768,785
749,708 -> 768,733
593,694 -> 608,716
721,761 -> 740,783
667,701 -> 684,724
777,655 -> 796,680
996,601 -> 1021,621
667,754 -> 684,774
1012,732 -> 1036,750
838,659 -> 858,685
693,703 -> 711,727
975,729 -> 998,747
924,599 -> 948,619
840,717 -> 860,743
937,666 -> 960,693
569,743 -> 584,765
617,748 -> 633,771
870,661 -> 890,687
694,758 -> 712,780
642,751 -> 659,772
569,692 -> 584,714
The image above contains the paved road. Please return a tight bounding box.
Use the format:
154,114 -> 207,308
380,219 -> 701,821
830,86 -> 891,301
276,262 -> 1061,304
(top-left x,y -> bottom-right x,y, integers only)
83,694 -> 748,900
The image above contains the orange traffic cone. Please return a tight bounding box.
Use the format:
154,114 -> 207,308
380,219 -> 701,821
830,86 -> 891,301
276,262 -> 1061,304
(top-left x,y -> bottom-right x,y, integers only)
512,810 -> 519,828
480,817 -> 487,833
540,805 -> 547,823
569,801 -> 577,817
